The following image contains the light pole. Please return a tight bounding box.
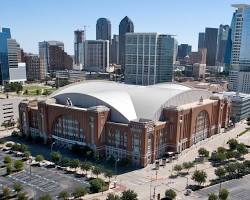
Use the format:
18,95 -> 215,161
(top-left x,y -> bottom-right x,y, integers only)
50,141 -> 55,154
184,176 -> 189,188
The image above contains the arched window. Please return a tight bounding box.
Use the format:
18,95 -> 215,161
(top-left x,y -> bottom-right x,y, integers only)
53,115 -> 84,142
193,111 -> 209,144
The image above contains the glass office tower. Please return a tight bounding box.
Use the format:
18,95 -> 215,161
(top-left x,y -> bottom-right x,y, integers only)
0,28 -> 11,84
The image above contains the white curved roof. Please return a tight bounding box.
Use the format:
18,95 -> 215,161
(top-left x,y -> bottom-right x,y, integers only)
51,81 -> 212,123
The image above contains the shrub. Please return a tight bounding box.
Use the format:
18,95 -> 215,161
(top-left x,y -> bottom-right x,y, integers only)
89,178 -> 107,193
192,170 -> 207,186
14,160 -> 24,171
198,148 -> 209,158
227,139 -> 238,150
165,189 -> 176,199
121,189 -> 138,200
35,155 -> 44,162
6,143 -> 13,148
219,188 -> 229,200
72,186 -> 87,198
4,156 -> 12,164
58,190 -> 70,199
6,163 -> 13,175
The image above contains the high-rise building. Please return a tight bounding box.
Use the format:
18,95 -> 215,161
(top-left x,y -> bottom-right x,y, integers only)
205,27 -> 218,66
119,16 -> 134,72
177,44 -> 192,59
216,24 -> 230,65
7,39 -> 27,83
96,18 -> 111,42
111,34 -> 119,64
198,32 -> 205,49
74,30 -> 85,67
0,27 -> 11,84
84,40 -> 109,72
24,54 -> 42,81
124,33 -> 177,85
39,41 -> 72,74
229,4 -> 250,93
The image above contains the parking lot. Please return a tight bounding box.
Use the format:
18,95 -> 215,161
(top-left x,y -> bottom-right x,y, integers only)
0,150 -> 89,198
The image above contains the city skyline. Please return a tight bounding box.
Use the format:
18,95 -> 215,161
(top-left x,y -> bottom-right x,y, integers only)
1,0 -> 244,55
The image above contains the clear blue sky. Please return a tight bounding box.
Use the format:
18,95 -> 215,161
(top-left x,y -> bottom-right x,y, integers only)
1,0 -> 248,55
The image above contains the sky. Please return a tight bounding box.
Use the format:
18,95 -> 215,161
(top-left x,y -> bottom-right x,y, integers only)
1,0 -> 249,55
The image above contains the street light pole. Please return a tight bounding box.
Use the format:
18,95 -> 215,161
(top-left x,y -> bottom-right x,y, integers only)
50,142 -> 55,154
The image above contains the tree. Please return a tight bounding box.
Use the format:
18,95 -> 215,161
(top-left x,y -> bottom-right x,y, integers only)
198,148 -> 209,158
225,162 -> 237,177
121,190 -> 138,200
69,159 -> 80,170
217,147 -> 226,154
215,167 -> 226,180
35,155 -> 44,162
6,163 -> 13,175
89,178 -> 106,193
80,161 -> 92,176
19,144 -> 28,152
24,151 -> 31,159
38,194 -> 52,200
208,193 -> 218,200
17,192 -> 29,200
165,189 -> 176,200
58,190 -> 70,200
192,170 -> 207,186
59,157 -> 70,167
50,151 -> 61,164
214,152 -> 226,163
4,156 -> 12,164
219,188 -> 229,200
36,89 -> 41,95
173,164 -> 182,175
14,160 -> 24,171
182,162 -> 194,173
13,182 -> 23,193
2,186 -> 11,198
92,166 -> 102,178
236,143 -> 248,158
23,89 -> 28,95
105,170 -> 113,186
227,139 -> 238,150
72,186 -> 87,198
106,193 -> 121,200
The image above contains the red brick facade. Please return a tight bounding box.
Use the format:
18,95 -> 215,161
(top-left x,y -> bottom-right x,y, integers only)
19,96 -> 230,167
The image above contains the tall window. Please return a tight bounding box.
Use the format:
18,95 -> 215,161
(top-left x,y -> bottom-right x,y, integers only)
193,111 -> 209,143
53,115 -> 84,142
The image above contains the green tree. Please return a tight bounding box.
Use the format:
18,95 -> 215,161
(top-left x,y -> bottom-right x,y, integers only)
215,167 -> 226,180
105,170 -> 113,186
58,190 -> 70,200
14,160 -> 24,171
4,156 -> 12,164
50,151 -> 61,164
208,193 -> 218,200
165,189 -> 176,200
173,164 -> 182,175
36,89 -> 41,95
192,170 -> 207,186
17,192 -> 29,200
225,162 -> 237,177
80,161 -> 92,176
214,152 -> 227,163
182,162 -> 194,173
2,186 -> 11,198
35,155 -> 44,162
236,143 -> 248,158
69,159 -> 80,169
121,189 -> 138,200
217,147 -> 226,154
6,163 -> 13,175
227,139 -> 238,150
198,148 -> 209,158
89,178 -> 106,193
106,193 -> 121,200
92,166 -> 102,178
72,186 -> 87,198
13,182 -> 23,193
24,151 -> 31,159
38,194 -> 52,200
219,188 -> 229,200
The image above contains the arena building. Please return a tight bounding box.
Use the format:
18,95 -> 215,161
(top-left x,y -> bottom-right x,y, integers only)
19,81 -> 231,167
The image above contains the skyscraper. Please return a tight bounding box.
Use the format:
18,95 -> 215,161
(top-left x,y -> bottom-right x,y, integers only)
74,30 -> 85,67
84,40 -> 109,72
24,54 -> 42,81
119,16 -> 134,72
216,24 -> 230,65
0,27 -> 11,84
111,34 -> 119,64
205,27 -> 218,66
96,18 -> 111,42
124,33 -> 177,85
177,44 -> 192,59
198,32 -> 205,49
228,4 -> 250,93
